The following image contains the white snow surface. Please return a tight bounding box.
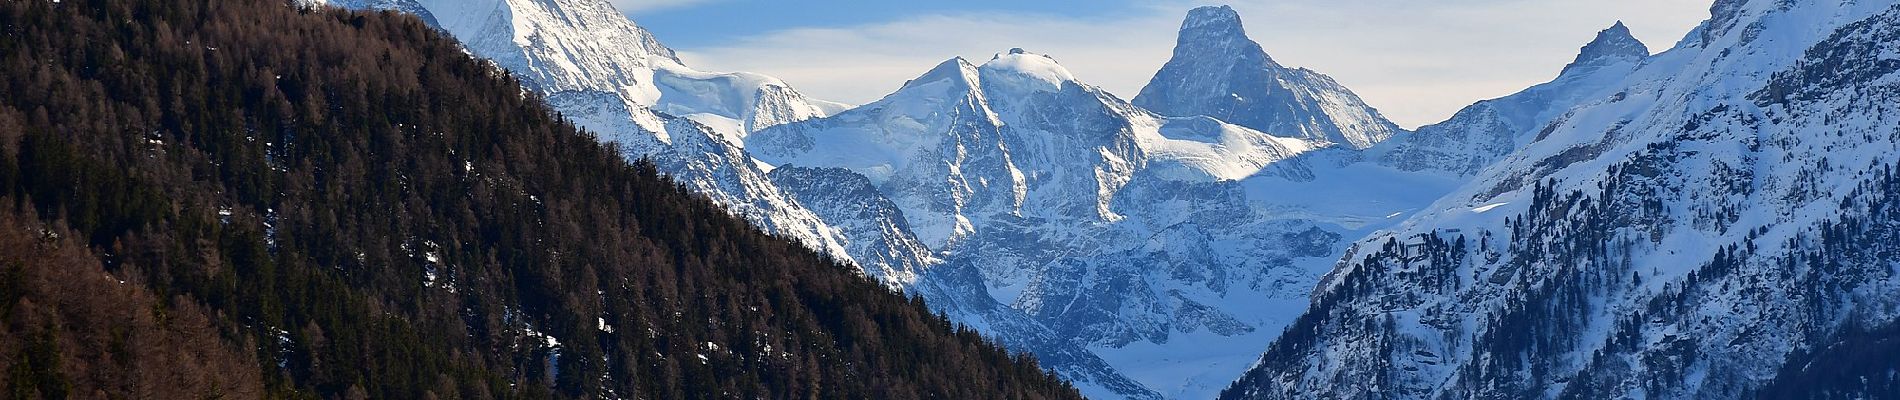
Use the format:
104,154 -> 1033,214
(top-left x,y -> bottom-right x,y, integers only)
317,0 -> 1841,398
745,35 -> 1472,396
1374,21 -> 1655,176
1134,5 -> 1403,150
341,0 -> 866,272
1229,1 -> 1900,399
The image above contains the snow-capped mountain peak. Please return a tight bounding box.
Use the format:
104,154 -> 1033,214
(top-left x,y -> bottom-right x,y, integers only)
1560,21 -> 1651,76
1175,5 -> 1270,65
413,0 -> 677,94
337,0 -> 863,274
980,48 -> 1079,93
1377,20 -> 1652,176
1134,5 -> 1401,149
1227,0 -> 1900,398
402,0 -> 837,139
746,40 -> 1379,398
902,56 -> 981,91
885,50 -> 1085,104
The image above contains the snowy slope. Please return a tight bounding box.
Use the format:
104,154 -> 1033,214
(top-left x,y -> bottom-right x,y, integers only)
1134,6 -> 1402,150
334,0 -> 868,273
749,50 -> 1319,248
1376,22 -> 1653,176
1224,0 -> 1900,398
407,0 -> 838,137
742,18 -> 1437,393
327,0 -> 1311,396
767,166 -> 937,286
321,0 -> 1869,398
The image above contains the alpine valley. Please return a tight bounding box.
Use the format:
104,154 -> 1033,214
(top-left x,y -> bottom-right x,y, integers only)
304,1 -> 1422,396
150,0 -> 1900,398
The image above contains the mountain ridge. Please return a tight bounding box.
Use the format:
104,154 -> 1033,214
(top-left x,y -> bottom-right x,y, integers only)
1224,0 -> 1900,398
1134,5 -> 1403,150
300,1 -> 1887,398
743,14 -> 1410,395
1376,21 -> 1654,176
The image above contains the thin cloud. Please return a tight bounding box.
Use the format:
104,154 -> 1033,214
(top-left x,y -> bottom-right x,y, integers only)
675,1 -> 1710,128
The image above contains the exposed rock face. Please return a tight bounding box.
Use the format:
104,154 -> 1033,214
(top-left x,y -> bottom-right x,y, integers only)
747,43 -> 1404,398
1562,21 -> 1651,76
1134,5 -> 1402,150
768,166 -> 936,286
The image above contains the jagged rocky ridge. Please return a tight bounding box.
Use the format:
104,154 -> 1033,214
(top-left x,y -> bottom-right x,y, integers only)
1376,22 -> 1653,176
741,9 -> 1454,396
745,48 -> 1333,398
1224,0 -> 1900,398
324,0 -> 1156,396
319,0 -> 866,279
338,0 -> 1399,395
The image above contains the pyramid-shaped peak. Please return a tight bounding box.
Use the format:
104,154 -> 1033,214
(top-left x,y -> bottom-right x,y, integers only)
1184,5 -> 1242,29
900,56 -> 981,91
1562,21 -> 1650,75
1136,4 -> 1399,149
1169,5 -> 1273,66
1593,21 -> 1644,49
1180,5 -> 1247,40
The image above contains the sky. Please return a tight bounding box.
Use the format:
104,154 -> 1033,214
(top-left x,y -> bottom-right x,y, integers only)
612,0 -> 1713,129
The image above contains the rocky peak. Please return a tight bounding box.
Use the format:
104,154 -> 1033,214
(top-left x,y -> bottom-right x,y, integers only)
1135,5 -> 1401,149
1560,21 -> 1650,76
1172,5 -> 1276,67
1704,0 -> 1751,45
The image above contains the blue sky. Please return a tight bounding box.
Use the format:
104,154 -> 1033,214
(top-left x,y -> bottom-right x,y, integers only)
613,0 -> 1712,128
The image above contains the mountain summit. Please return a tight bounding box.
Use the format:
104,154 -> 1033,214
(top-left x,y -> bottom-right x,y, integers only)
748,43 -> 1348,398
335,0 -> 866,279
1135,5 -> 1401,149
1175,6 -> 1260,63
1561,21 -> 1651,76
1226,0 -> 1900,398
1377,21 -> 1650,176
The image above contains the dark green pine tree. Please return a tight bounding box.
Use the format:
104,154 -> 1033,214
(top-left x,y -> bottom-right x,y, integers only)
0,0 -> 1082,398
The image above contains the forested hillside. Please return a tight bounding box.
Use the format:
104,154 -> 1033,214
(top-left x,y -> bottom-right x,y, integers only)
0,0 -> 1080,398
1219,1 -> 1900,398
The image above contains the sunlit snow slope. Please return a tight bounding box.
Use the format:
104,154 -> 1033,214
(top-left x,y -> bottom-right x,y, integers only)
1226,0 -> 1900,398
